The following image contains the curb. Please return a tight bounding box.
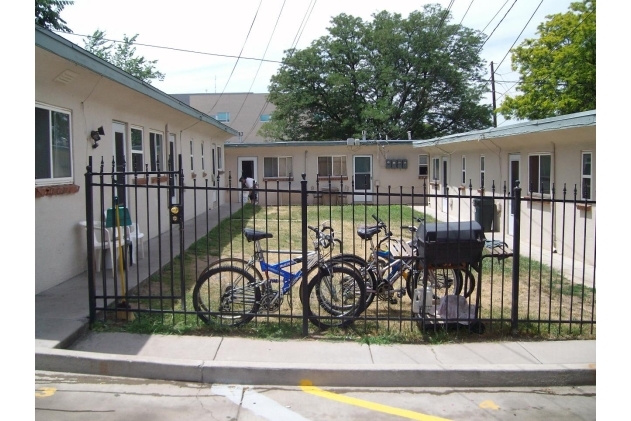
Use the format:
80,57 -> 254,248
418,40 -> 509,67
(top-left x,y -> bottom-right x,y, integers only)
35,347 -> 596,388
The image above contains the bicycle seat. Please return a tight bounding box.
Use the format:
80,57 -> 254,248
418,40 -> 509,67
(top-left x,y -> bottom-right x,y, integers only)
243,228 -> 274,242
357,225 -> 381,240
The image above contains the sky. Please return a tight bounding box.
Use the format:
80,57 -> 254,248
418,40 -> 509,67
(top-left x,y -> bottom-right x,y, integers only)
56,0 -> 577,127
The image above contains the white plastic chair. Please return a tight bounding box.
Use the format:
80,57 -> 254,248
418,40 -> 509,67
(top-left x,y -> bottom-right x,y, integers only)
127,222 -> 145,263
80,221 -> 114,275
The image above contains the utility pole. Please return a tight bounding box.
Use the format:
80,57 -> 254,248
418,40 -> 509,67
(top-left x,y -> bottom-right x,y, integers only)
491,61 -> 497,128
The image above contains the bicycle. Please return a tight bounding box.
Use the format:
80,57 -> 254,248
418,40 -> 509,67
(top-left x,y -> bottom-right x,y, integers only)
331,215 -> 473,309
192,222 -> 366,330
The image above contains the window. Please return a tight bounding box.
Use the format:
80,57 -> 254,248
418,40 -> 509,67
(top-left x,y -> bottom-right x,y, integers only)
260,114 -> 271,122
418,155 -> 428,177
432,157 -> 440,181
528,153 -> 552,194
480,155 -> 485,189
149,132 -> 163,171
189,140 -> 194,171
215,112 -> 230,122
35,104 -> 72,184
130,127 -> 143,171
461,156 -> 466,185
318,156 -> 347,177
217,145 -> 223,170
212,147 -> 216,178
264,156 -> 293,178
201,142 -> 205,171
581,151 -> 592,200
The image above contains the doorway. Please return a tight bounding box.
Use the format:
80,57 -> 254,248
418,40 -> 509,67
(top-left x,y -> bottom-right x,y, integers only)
353,155 -> 372,203
237,157 -> 257,203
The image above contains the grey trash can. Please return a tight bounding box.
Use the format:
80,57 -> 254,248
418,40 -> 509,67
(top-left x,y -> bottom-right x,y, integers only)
473,197 -> 495,232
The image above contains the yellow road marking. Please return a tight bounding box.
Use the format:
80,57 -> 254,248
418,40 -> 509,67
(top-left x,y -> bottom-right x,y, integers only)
35,387 -> 56,398
299,380 -> 452,421
479,400 -> 500,410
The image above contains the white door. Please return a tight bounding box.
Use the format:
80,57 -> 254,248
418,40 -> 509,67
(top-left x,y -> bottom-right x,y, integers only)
509,154 -> 521,236
442,157 -> 448,211
353,155 -> 372,203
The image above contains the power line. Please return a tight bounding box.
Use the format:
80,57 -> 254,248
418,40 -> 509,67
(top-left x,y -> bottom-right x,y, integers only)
459,0 -> 476,26
494,0 -> 544,74
232,1 -> 287,126
243,0 -> 318,141
495,7 -> 594,102
481,0 -> 511,33
208,0 -> 264,115
478,0 -> 518,53
57,31 -> 283,64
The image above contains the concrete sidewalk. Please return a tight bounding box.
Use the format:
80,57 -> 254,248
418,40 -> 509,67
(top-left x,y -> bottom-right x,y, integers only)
35,202 -> 596,388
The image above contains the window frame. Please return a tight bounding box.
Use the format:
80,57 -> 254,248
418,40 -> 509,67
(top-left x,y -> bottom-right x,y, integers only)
189,140 -> 194,172
418,154 -> 428,178
215,112 -> 230,122
201,141 -> 205,171
581,151 -> 593,200
528,153 -> 553,195
317,155 -> 347,179
130,126 -> 143,172
217,145 -> 223,170
431,157 -> 440,181
264,156 -> 293,179
149,131 -> 164,171
35,102 -> 73,186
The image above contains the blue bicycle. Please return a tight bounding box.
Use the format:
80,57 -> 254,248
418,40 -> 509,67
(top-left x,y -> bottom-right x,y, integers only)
193,223 -> 366,329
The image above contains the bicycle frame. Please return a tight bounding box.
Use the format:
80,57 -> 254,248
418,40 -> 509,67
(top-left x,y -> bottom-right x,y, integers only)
252,243 -> 321,295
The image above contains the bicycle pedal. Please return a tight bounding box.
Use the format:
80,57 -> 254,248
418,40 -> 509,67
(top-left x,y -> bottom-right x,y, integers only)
389,297 -> 398,305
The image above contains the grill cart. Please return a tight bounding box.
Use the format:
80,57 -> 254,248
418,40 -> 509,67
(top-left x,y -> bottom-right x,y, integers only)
412,221 -> 487,333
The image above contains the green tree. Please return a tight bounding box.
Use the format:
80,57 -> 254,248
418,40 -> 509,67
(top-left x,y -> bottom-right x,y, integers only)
261,5 -> 492,142
35,0 -> 74,33
497,0 -> 596,121
83,30 -> 166,84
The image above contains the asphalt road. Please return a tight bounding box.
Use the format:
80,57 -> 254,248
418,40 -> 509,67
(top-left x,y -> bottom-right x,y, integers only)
35,371 -> 596,421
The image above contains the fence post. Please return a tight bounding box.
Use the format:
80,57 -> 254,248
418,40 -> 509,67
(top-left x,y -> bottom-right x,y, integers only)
301,174 -> 309,336
85,156 -> 96,324
511,181 -> 522,335
178,154 -> 186,307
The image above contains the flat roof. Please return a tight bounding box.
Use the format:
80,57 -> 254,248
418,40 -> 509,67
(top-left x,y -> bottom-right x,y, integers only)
412,110 -> 596,148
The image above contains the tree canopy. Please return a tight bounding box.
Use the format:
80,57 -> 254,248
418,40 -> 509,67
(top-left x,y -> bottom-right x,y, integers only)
497,0 -> 596,121
261,4 -> 492,142
83,30 -> 166,84
35,0 -> 74,33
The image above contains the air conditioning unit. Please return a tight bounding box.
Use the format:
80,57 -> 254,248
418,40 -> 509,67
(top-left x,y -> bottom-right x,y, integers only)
347,138 -> 355,146
354,139 -> 360,146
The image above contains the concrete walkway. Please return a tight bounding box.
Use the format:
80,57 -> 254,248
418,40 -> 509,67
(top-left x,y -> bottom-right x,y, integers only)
35,202 -> 596,387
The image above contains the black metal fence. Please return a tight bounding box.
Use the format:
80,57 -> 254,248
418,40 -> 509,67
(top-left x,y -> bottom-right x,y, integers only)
85,155 -> 596,338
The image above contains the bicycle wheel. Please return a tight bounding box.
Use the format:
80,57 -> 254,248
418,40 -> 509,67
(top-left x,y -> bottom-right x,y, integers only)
304,265 -> 366,330
330,253 -> 378,308
406,267 -> 463,300
193,265 -> 261,327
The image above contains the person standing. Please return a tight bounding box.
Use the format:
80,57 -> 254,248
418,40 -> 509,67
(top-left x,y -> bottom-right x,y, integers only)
239,176 -> 257,204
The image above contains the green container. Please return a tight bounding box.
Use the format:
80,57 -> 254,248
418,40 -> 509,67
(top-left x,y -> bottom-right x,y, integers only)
105,207 -> 132,228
